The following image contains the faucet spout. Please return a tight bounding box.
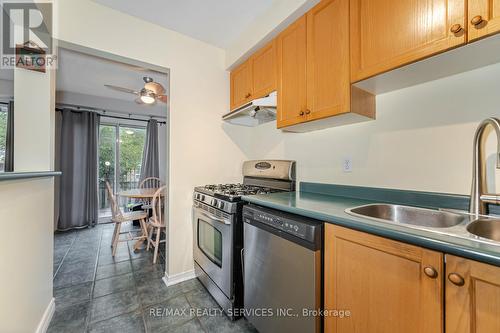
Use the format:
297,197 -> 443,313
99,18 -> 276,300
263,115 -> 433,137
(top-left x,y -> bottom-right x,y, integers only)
470,117 -> 500,216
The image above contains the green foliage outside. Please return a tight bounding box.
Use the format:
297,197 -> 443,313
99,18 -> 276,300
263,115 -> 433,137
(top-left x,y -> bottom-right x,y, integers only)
118,127 -> 146,182
0,111 -> 7,170
98,125 -> 146,184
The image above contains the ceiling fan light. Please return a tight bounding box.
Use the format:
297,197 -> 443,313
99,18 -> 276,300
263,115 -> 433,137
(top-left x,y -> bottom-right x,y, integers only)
140,91 -> 156,104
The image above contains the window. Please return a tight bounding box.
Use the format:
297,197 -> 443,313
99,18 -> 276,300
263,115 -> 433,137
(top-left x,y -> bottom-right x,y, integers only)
0,104 -> 9,172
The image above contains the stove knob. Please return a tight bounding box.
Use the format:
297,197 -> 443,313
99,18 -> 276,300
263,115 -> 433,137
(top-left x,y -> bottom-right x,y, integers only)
218,201 -> 225,209
201,195 -> 205,201
212,199 -> 218,206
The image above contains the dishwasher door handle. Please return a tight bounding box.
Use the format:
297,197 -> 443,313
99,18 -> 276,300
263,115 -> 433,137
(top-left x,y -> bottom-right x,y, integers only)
241,248 -> 245,285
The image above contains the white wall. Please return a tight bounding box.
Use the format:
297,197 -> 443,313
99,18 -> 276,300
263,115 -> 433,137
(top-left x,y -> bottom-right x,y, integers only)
0,69 -> 55,330
0,178 -> 54,333
0,79 -> 13,98
54,0 -> 254,276
245,63 -> 500,195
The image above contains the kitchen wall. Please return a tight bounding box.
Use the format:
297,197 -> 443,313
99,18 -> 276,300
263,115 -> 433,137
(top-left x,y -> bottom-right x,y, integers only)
245,62 -> 500,195
0,68 -> 55,331
55,0 -> 254,278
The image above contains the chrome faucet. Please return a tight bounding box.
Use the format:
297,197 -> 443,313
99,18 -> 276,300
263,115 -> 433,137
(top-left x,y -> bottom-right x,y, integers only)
469,117 -> 500,216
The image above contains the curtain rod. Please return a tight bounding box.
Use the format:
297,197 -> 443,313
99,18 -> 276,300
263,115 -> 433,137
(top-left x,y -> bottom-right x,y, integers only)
55,104 -> 167,124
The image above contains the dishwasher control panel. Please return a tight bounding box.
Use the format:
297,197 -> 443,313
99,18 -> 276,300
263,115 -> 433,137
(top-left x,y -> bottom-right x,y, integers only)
243,204 -> 322,244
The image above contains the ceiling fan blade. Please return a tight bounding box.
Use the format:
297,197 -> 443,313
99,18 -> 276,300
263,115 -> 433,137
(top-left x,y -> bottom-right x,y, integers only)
104,84 -> 140,95
145,82 -> 165,95
157,94 -> 168,103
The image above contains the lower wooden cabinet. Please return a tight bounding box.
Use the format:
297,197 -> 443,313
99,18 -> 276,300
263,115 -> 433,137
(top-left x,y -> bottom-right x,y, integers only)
324,224 -> 500,333
446,254 -> 500,333
324,224 -> 443,333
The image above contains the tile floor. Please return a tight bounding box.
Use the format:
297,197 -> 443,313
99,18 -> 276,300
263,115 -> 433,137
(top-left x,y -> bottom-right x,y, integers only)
49,223 -> 256,333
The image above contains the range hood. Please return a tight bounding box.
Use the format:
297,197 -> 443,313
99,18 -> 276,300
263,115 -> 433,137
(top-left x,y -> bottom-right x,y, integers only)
222,91 -> 277,126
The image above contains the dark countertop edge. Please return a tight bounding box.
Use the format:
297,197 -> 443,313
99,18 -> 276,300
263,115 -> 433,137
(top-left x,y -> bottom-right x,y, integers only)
242,195 -> 500,267
0,171 -> 62,181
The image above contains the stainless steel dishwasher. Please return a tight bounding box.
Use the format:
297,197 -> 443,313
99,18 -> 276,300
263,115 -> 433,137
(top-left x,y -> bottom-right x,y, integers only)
242,204 -> 323,333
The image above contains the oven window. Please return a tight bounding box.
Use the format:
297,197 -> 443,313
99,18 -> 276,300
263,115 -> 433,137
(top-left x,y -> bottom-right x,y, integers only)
198,219 -> 223,267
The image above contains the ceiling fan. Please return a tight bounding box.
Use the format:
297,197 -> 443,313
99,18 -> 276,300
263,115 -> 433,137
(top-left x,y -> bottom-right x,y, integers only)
104,76 -> 168,105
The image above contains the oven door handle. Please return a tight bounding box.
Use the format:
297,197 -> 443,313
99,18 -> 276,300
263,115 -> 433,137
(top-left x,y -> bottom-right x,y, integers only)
199,210 -> 231,225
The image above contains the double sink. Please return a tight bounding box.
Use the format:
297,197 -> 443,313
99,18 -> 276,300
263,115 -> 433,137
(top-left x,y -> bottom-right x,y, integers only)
346,203 -> 500,244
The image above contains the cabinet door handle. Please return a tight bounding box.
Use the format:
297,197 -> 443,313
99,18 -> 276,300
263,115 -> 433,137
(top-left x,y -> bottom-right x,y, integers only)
471,15 -> 485,26
299,111 -> 305,116
423,266 -> 438,279
305,109 -> 311,115
450,24 -> 463,34
245,93 -> 252,98
448,273 -> 465,286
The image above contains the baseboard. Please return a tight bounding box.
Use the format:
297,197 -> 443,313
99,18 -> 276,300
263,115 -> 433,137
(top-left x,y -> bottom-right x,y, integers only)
162,269 -> 196,287
35,297 -> 55,333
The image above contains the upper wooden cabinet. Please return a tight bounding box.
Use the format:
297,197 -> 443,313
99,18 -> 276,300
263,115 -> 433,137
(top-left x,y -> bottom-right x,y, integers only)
230,40 -> 277,110
230,61 -> 253,110
277,0 -> 374,131
251,40 -> 277,100
306,0 -> 350,123
446,254 -> 500,333
325,224 -> 444,333
468,0 -> 500,41
350,0 -> 466,82
276,16 -> 308,128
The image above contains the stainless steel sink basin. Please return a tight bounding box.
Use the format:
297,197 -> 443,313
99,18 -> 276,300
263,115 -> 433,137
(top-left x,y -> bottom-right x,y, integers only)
346,203 -> 466,228
467,219 -> 500,242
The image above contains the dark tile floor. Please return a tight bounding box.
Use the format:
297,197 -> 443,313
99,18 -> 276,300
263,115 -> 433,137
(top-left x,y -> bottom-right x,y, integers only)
49,223 -> 256,333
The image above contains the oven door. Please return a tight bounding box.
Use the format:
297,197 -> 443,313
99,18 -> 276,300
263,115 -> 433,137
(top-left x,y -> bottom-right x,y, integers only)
193,204 -> 233,298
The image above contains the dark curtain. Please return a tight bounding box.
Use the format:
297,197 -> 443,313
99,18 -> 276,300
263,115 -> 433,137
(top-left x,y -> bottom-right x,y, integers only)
4,101 -> 14,172
58,110 -> 100,230
139,119 -> 159,182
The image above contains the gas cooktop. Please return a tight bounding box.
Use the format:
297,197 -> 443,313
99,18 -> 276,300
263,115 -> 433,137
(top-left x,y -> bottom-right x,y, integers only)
194,183 -> 283,201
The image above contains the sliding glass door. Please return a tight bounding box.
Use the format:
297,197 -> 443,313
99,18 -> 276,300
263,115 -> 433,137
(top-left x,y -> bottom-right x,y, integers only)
98,123 -> 146,220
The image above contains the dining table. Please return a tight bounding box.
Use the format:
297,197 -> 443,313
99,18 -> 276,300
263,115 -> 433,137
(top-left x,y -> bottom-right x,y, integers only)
118,187 -> 165,250
118,187 -> 165,200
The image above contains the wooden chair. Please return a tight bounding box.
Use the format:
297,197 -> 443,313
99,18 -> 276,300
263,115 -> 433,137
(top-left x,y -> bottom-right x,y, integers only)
147,185 -> 167,264
105,181 -> 149,255
139,177 -> 163,210
139,177 -> 163,189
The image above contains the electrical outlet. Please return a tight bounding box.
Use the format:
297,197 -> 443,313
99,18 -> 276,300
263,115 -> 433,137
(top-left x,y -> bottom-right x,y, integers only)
343,158 -> 353,172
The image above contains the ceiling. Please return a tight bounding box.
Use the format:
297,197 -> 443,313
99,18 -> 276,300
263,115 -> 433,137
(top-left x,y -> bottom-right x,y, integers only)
56,48 -> 168,116
92,0 -> 275,49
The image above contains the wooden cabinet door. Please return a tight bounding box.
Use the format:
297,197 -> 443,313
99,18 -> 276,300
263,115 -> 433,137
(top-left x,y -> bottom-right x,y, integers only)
277,15 -> 307,128
230,60 -> 253,110
251,40 -> 277,99
468,0 -> 500,41
446,255 -> 500,333
350,0 -> 466,82
325,224 -> 443,333
306,0 -> 350,122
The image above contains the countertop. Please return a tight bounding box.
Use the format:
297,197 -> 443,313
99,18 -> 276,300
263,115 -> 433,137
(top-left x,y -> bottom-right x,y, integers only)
0,171 -> 62,181
242,185 -> 500,267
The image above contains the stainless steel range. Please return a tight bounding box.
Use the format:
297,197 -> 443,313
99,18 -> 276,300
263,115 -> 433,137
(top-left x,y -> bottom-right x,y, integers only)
193,160 -> 296,319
